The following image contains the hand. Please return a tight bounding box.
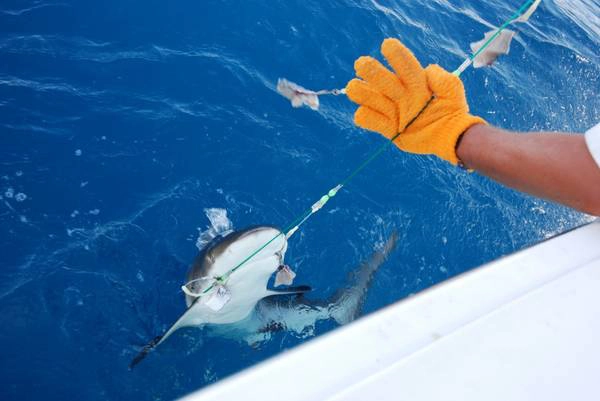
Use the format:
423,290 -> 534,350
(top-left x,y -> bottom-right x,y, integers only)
346,38 -> 486,165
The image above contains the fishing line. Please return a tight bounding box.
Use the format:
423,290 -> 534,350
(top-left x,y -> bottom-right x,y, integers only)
182,0 -> 540,299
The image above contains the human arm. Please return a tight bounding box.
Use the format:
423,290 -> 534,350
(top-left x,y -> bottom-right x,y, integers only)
457,124 -> 600,215
345,38 -> 600,216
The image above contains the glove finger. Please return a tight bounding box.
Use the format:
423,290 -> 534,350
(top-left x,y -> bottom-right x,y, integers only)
425,64 -> 466,104
354,56 -> 404,101
381,38 -> 426,92
346,79 -> 397,123
354,106 -> 397,139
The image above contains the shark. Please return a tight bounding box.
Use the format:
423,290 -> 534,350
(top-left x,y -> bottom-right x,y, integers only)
130,226 -> 397,368
213,230 -> 399,345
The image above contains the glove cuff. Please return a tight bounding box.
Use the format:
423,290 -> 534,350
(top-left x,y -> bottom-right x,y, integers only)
438,114 -> 487,165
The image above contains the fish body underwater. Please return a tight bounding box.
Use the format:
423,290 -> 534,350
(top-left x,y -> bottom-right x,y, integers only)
130,226 -> 397,367
212,230 -> 399,345
181,226 -> 305,324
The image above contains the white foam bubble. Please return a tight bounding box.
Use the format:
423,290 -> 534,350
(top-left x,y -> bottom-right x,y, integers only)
4,187 -> 14,198
195,208 -> 234,250
74,149 -> 82,156
15,192 -> 26,202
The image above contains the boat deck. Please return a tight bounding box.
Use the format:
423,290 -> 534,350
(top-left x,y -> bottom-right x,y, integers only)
182,219 -> 600,401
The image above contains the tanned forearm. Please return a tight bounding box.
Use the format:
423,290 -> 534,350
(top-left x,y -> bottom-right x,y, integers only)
456,124 -> 600,216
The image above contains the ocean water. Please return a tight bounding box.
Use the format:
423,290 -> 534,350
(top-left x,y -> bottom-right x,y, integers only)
1,0 -> 598,399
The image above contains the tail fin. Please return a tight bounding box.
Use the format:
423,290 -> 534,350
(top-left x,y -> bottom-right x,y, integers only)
129,301 -> 202,369
129,335 -> 164,369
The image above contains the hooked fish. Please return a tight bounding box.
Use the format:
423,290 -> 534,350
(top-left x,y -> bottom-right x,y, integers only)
130,226 -> 398,368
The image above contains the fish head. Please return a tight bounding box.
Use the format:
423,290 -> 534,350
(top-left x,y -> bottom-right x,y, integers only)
185,226 -> 288,307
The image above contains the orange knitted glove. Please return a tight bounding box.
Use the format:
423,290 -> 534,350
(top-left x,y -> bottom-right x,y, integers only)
346,38 -> 486,165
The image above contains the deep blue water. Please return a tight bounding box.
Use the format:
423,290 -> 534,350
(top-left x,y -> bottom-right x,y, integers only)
1,0 -> 598,400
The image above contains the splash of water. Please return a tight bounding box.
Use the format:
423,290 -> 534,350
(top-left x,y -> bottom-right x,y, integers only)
195,208 -> 234,250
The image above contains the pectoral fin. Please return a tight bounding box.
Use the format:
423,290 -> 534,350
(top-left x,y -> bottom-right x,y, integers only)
265,285 -> 311,297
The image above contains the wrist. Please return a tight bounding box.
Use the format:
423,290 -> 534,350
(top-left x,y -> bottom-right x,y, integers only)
456,123 -> 489,169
